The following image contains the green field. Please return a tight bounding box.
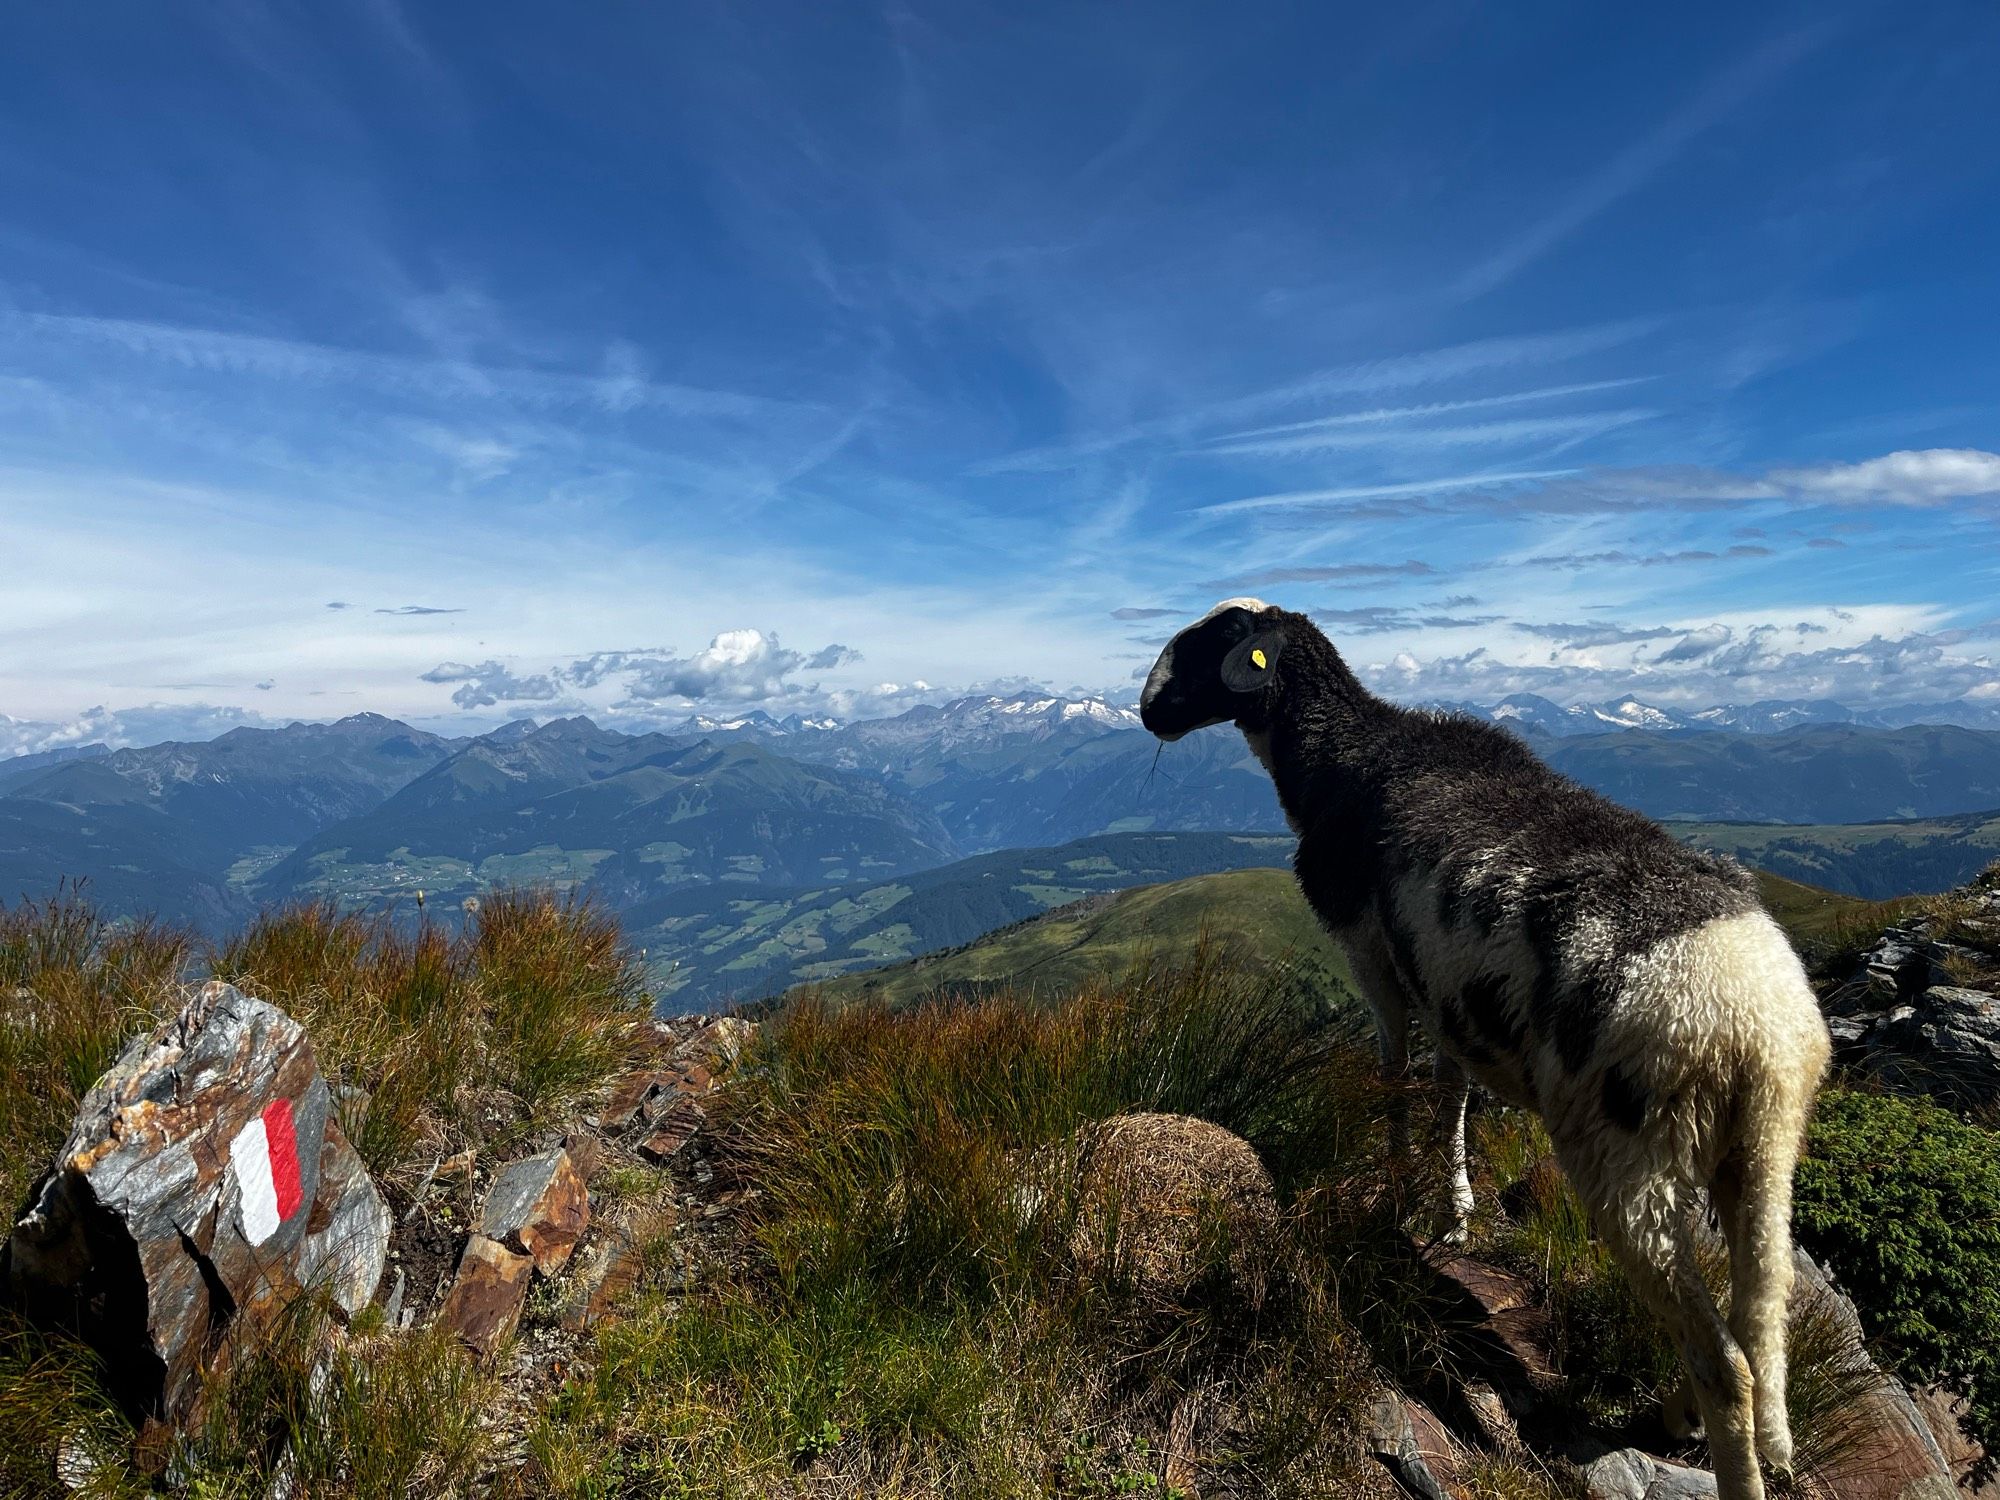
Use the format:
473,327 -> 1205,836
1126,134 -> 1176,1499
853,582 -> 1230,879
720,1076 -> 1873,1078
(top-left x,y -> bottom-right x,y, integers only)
1677,809 -> 2000,898
804,864 -> 1891,1012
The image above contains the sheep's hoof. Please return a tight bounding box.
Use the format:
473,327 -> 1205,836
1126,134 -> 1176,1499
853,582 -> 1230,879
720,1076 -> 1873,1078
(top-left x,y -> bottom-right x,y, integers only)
1758,1429 -> 1795,1484
1661,1382 -> 1702,1440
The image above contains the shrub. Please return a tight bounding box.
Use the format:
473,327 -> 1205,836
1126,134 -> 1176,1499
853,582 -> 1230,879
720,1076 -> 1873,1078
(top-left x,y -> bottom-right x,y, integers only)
1794,1087 -> 2000,1468
185,1297 -> 495,1498
470,888 -> 645,1122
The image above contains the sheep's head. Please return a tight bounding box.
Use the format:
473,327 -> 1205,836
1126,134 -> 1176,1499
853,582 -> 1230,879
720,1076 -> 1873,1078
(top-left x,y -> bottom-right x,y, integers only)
1139,598 -> 1286,741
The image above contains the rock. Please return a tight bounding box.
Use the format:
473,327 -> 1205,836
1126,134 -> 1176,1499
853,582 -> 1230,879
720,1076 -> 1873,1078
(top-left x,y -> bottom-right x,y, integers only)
604,1060 -> 718,1137
603,1069 -> 669,1134
2,982 -> 389,1422
675,1016 -> 756,1072
1840,983 -> 2000,1109
557,1222 -> 648,1332
1365,1389 -> 1472,1500
1430,1253 -> 1560,1413
1580,1447 -> 1717,1500
636,1098 -> 708,1165
296,1118 -> 393,1316
475,1149 -> 589,1274
435,1233 -> 532,1359
1788,1249 -> 1959,1499
559,1131 -> 604,1183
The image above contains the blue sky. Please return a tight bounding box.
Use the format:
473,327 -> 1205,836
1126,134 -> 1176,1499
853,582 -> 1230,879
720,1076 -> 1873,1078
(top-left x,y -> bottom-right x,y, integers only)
3,0 -> 1998,748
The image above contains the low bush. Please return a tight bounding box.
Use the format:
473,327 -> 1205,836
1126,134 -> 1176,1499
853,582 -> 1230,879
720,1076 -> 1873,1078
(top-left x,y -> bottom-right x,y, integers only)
1793,1087 -> 2000,1471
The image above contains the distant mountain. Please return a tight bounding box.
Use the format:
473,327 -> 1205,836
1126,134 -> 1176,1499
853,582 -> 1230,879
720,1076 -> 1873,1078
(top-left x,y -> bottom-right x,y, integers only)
2,714 -> 453,891
256,718 -> 956,910
1540,724 -> 2000,824
771,691 -> 1143,767
13,691 -> 2000,935
0,742 -> 112,795
0,799 -> 251,931
678,709 -> 843,736
715,694 -> 1275,852
626,830 -> 1300,1010
1450,693 -> 2000,737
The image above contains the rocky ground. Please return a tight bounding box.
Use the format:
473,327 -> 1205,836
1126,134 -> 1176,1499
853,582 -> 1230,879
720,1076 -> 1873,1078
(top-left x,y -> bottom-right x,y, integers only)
1821,872 -> 2000,1112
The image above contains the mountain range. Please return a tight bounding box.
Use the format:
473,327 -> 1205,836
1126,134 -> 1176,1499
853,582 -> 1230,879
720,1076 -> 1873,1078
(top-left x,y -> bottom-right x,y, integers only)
6,690 -> 2000,960
1437,692 -> 2000,736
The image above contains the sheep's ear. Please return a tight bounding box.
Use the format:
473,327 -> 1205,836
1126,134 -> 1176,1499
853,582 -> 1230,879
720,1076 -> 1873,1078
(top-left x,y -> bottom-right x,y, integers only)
1220,630 -> 1284,693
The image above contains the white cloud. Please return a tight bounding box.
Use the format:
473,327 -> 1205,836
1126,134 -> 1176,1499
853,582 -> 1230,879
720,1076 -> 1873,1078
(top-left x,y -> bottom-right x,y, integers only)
419,661 -> 562,710
1770,448 -> 2000,506
1362,604 -> 2000,708
0,702 -> 277,757
418,630 -> 864,714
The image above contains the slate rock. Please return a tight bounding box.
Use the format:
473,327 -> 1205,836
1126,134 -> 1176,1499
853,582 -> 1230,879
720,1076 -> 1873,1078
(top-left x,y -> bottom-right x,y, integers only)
296,1117 -> 393,1317
636,1098 -> 708,1165
557,1218 -> 650,1332
2,982 -> 389,1422
1365,1389 -> 1470,1500
675,1016 -> 756,1072
475,1148 -> 589,1274
1852,984 -> 2000,1108
435,1233 -> 532,1359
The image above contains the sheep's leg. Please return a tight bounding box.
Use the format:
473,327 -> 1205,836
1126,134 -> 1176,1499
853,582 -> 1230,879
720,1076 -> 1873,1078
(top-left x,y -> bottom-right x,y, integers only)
1712,1093 -> 1809,1478
1433,1052 -> 1475,1245
1350,949 -> 1413,1154
1587,1164 -> 1762,1500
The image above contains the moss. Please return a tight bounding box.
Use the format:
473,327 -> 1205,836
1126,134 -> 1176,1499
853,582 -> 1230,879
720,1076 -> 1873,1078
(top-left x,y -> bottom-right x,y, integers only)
1794,1088 -> 2000,1470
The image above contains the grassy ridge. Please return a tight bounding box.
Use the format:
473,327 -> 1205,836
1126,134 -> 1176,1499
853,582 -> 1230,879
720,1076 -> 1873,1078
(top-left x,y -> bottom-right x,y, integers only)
810,865 -> 1884,1014
629,832 -> 1299,1009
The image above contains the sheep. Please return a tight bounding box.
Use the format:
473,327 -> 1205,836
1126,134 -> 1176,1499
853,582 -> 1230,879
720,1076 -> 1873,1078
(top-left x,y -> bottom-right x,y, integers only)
1138,598 -> 1831,1500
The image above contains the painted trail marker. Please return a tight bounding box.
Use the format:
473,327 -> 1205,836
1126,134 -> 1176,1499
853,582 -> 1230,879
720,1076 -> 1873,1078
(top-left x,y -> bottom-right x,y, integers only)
229,1097 -> 305,1246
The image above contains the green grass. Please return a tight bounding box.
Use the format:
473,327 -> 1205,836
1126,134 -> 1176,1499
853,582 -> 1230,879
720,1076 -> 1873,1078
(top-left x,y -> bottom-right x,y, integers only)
527,948 -> 1410,1497
813,867 -> 1357,1012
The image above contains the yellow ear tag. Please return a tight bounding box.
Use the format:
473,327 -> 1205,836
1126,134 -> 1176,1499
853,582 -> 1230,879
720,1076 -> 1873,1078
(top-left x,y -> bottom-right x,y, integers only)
1251,648 -> 1267,670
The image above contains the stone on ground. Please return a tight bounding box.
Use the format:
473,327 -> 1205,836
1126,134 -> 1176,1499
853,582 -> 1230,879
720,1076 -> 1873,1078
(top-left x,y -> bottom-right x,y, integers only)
474,1148 -> 589,1274
435,1233 -> 534,1359
1,981 -> 389,1422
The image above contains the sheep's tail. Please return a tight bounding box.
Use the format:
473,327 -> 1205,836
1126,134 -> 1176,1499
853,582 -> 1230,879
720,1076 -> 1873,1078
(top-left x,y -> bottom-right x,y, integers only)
1723,1035 -> 1827,1478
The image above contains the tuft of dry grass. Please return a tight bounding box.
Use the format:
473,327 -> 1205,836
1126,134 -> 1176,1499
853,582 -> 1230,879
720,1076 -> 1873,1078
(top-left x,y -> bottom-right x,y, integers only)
211,889 -> 646,1177
529,943 -> 1400,1497
0,888 -> 191,1211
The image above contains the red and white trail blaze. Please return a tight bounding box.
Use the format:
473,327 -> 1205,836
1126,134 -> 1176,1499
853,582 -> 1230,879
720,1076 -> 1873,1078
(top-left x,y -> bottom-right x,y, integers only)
228,1097 -> 305,1246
